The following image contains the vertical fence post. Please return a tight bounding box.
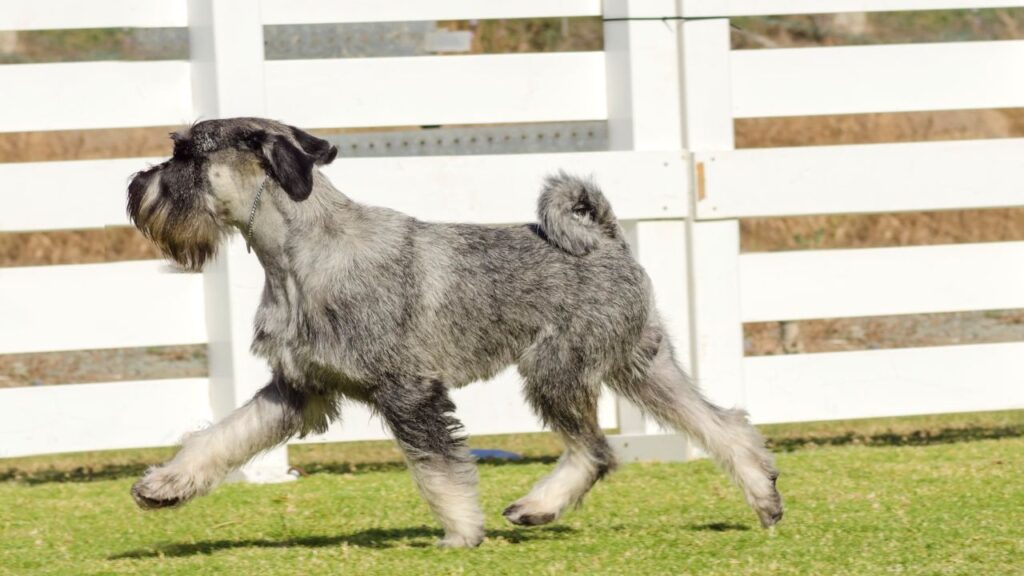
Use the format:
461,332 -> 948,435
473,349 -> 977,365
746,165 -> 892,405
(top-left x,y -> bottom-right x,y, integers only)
680,19 -> 747,416
189,0 -> 293,483
603,0 -> 692,461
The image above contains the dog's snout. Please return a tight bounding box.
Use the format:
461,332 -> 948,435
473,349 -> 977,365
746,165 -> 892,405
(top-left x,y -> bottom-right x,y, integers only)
126,166 -> 160,223
129,168 -> 150,188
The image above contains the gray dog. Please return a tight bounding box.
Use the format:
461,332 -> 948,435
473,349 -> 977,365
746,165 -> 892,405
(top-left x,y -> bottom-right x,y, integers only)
127,117 -> 782,547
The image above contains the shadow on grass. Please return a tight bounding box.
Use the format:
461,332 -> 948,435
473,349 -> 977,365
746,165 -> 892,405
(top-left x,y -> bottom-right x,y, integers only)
299,455 -> 558,477
2,456 -> 561,486
768,425 -> 1022,453
109,525 -> 575,559
689,522 -> 750,532
7,425 -> 1019,486
0,463 -> 149,486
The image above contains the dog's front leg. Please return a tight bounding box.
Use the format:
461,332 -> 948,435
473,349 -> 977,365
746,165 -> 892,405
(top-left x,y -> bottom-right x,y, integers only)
131,375 -> 305,509
373,377 -> 485,548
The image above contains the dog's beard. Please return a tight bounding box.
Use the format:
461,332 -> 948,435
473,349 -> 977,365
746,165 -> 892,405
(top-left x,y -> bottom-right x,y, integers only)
148,216 -> 225,271
128,169 -> 226,271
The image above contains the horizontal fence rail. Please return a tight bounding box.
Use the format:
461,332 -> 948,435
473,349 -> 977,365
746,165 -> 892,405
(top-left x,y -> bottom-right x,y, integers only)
0,378 -> 211,458
296,368 -> 618,445
680,0 -> 1024,17
741,240 -> 1024,323
0,62 -> 192,133
745,342 -> 1024,424
324,151 -> 689,223
265,52 -> 607,129
260,0 -> 602,25
0,261 -> 206,355
0,373 -> 617,456
0,152 -> 688,232
695,139 -> 1024,219
739,242 -> 1024,323
731,41 -> 1024,118
0,158 -> 165,232
0,0 -> 187,31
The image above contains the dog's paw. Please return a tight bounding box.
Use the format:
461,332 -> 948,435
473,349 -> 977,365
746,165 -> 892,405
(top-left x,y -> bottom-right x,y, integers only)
502,502 -> 558,527
753,471 -> 784,528
756,498 -> 784,528
130,467 -> 200,510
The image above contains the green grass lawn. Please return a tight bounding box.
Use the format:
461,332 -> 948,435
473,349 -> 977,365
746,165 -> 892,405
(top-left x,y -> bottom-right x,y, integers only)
2,412 -> 1022,575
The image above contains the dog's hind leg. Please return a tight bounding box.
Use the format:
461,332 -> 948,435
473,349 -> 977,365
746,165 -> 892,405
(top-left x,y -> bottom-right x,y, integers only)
373,377 -> 485,548
131,374 -> 309,509
504,338 -> 615,527
607,325 -> 783,528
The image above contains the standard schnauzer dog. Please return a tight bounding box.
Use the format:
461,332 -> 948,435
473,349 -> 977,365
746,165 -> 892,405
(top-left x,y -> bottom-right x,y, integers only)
127,118 -> 782,547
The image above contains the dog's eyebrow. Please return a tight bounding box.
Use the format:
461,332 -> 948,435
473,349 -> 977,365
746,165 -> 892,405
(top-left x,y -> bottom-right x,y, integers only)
171,133 -> 193,157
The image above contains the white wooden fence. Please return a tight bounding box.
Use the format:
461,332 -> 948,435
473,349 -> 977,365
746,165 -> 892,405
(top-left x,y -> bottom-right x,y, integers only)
2,0 -> 1023,474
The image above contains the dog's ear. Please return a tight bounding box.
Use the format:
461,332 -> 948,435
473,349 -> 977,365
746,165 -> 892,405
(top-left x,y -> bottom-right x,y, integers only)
290,126 -> 338,166
252,128 -> 336,201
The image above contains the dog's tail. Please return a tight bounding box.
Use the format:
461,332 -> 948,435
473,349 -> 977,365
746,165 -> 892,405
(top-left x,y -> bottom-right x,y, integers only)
537,172 -> 625,256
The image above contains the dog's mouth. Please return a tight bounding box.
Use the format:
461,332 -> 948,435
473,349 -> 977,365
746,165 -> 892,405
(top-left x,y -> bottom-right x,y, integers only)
127,166 -> 227,272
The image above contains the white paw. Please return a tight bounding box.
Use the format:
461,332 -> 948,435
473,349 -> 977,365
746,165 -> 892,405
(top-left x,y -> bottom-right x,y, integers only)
130,467 -> 203,510
502,499 -> 560,526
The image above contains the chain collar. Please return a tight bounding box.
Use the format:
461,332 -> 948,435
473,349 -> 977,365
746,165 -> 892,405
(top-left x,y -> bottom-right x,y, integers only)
244,177 -> 268,253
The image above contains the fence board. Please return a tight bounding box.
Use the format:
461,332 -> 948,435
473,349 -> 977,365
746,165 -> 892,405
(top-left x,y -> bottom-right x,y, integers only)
682,0 -> 1024,17
325,151 -> 689,224
0,378 -> 211,458
0,61 -> 192,133
0,152 -> 686,232
295,368 -> 618,444
732,41 -> 1024,118
0,261 -> 206,355
261,0 -> 601,25
0,158 -> 165,232
739,242 -> 1024,323
695,139 -> 1024,219
0,0 -> 187,31
744,343 -> 1024,424
265,52 -> 606,129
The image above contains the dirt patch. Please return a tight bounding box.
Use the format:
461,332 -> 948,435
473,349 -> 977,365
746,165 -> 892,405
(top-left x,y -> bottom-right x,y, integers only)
0,126 -> 176,164
741,208 -> 1024,253
735,108 -> 1024,148
0,226 -> 159,267
746,310 -> 1024,356
0,346 -> 206,388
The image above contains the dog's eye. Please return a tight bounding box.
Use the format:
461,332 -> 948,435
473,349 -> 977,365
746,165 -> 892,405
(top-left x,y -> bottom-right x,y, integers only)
571,202 -> 592,218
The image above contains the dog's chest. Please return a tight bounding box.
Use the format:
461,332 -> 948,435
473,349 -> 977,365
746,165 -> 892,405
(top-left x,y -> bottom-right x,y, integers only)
252,272 -> 402,388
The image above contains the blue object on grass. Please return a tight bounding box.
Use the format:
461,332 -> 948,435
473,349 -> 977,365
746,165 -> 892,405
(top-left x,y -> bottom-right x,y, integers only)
470,448 -> 523,461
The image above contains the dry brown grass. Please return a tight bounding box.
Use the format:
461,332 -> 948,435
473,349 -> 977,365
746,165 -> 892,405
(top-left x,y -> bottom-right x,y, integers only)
0,125 -> 174,163
0,345 -> 205,388
0,227 -> 159,267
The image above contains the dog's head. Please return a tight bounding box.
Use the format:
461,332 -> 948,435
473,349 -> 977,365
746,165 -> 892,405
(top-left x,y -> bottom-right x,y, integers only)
127,118 -> 337,270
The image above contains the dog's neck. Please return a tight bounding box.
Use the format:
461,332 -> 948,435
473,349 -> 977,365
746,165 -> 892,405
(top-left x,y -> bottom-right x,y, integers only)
241,170 -> 355,276
243,177 -> 269,253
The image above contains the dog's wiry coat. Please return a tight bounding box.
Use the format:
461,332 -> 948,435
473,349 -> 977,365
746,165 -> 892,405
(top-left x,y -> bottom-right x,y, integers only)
127,118 -> 782,546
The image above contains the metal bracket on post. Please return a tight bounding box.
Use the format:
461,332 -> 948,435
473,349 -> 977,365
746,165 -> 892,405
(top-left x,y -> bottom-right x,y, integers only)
189,0 -> 293,484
